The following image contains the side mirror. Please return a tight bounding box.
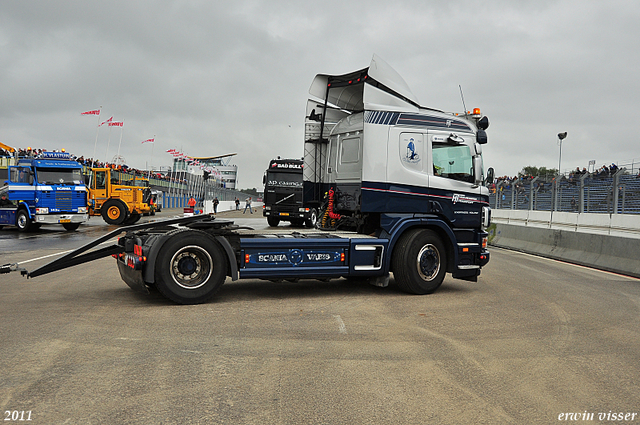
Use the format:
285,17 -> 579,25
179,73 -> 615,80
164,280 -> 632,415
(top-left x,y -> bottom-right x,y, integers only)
476,129 -> 488,145
486,167 -> 495,185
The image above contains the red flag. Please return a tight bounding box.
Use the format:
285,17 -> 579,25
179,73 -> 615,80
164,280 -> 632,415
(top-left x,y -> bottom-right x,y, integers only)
99,116 -> 113,127
142,138 -> 155,144
81,109 -> 101,115
108,121 -> 123,127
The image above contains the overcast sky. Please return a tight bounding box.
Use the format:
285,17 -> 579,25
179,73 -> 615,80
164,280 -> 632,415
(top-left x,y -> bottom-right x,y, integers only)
2,0 -> 639,188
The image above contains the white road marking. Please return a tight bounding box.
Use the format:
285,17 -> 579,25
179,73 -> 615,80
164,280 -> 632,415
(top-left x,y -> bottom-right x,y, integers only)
333,314 -> 347,334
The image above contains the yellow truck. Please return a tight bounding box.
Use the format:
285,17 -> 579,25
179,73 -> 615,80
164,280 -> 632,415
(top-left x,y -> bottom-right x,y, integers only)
88,168 -> 152,225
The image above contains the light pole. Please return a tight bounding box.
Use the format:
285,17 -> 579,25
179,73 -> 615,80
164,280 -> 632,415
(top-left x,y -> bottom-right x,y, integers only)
557,132 -> 567,176
553,132 -> 568,215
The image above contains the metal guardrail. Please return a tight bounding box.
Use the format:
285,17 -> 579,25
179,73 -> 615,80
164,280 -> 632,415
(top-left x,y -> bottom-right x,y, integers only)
488,172 -> 640,215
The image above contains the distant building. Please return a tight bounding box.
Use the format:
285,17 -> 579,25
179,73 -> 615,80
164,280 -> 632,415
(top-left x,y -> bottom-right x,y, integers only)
172,153 -> 238,190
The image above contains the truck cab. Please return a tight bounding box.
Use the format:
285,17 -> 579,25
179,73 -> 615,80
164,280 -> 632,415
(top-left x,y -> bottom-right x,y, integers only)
304,54 -> 490,279
1,152 -> 88,231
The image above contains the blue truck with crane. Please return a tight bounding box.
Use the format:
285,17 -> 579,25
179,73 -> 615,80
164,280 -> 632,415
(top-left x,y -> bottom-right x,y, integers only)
2,55 -> 491,304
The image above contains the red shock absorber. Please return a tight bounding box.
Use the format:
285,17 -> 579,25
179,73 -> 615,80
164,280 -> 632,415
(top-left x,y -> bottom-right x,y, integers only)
327,188 -> 342,220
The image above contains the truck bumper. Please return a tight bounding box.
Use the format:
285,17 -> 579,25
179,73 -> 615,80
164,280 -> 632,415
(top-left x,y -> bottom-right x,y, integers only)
479,249 -> 490,267
34,213 -> 88,224
264,211 -> 306,219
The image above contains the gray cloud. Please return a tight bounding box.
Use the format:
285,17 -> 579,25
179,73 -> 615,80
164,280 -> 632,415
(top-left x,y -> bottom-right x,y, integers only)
1,0 -> 639,188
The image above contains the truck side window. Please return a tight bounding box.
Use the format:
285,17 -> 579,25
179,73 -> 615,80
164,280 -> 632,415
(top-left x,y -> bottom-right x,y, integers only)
432,143 -> 474,183
95,171 -> 106,189
10,167 -> 33,184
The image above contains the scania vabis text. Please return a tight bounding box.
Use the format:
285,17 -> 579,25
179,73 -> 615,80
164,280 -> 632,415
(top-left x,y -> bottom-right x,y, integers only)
2,55 -> 491,304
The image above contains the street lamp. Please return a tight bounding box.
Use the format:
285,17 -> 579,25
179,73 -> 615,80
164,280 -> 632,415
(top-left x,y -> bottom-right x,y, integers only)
558,132 -> 568,176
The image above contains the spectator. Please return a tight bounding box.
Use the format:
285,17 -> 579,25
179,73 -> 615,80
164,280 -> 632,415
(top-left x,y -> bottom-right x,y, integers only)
213,197 -> 219,214
0,193 -> 13,207
243,197 -> 253,214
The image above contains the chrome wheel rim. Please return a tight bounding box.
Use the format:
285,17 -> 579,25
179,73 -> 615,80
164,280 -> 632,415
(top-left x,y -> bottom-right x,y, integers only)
417,244 -> 440,281
170,245 -> 213,289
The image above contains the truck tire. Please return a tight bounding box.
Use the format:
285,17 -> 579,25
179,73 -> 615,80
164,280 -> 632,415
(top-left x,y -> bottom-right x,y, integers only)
154,230 -> 227,304
63,223 -> 80,231
123,212 -> 141,225
305,209 -> 318,228
102,199 -> 128,225
267,216 -> 280,227
16,209 -> 33,232
391,228 -> 447,295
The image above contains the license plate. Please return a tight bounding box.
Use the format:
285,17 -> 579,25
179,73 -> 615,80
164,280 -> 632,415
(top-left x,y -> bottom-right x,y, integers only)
59,219 -> 71,223
279,213 -> 289,216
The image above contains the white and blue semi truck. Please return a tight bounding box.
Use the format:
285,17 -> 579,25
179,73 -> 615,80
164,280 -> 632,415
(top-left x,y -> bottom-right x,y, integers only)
2,56 -> 491,304
0,152 -> 88,232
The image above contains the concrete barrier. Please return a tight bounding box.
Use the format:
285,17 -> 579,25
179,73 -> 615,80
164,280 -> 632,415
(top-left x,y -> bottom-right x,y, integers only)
489,210 -> 640,278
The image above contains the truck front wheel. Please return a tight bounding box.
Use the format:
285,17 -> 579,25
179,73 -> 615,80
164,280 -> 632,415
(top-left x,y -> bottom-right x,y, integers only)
391,229 -> 447,295
267,216 -> 280,227
155,230 -> 227,304
16,210 -> 33,232
102,200 -> 128,225
305,209 -> 318,228
63,223 -> 80,231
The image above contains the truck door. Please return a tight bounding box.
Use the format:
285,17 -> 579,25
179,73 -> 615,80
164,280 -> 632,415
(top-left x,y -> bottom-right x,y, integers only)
428,131 -> 477,192
92,170 -> 108,201
428,130 -> 484,227
8,166 -> 35,203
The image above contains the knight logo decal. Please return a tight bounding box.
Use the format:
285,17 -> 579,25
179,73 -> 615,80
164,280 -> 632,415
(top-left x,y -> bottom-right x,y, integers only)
452,193 -> 477,204
403,138 -> 420,164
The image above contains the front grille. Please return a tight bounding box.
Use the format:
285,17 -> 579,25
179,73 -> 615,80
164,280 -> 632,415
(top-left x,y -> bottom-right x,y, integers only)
56,193 -> 72,209
275,193 -> 298,207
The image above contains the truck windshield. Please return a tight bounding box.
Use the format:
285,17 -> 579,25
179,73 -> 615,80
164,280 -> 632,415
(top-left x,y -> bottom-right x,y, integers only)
265,172 -> 303,188
36,168 -> 83,185
432,144 -> 474,183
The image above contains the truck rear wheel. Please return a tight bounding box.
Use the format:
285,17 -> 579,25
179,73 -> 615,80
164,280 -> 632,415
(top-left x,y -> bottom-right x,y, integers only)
16,209 -> 33,232
391,229 -> 447,295
155,230 -> 227,304
102,200 -> 128,225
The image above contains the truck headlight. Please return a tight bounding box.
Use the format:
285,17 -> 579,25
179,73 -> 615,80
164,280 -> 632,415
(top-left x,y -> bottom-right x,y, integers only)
299,208 -> 309,213
265,206 -> 271,211
36,207 -> 49,214
78,207 -> 87,213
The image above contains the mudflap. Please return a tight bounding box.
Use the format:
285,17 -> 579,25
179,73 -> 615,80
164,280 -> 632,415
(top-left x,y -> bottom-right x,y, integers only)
452,268 -> 479,282
117,260 -> 150,294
